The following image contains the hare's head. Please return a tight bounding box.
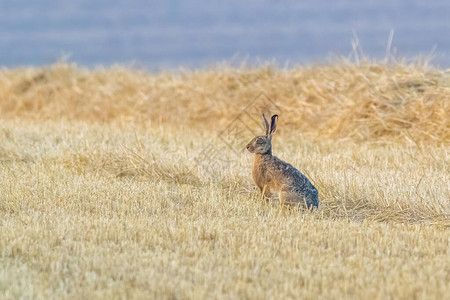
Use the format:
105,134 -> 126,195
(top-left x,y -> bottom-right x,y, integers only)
246,114 -> 278,155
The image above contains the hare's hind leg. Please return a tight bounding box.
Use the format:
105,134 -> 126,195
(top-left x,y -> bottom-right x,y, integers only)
279,190 -> 308,208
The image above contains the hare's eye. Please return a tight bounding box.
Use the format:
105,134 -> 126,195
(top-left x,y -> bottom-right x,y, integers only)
257,138 -> 264,144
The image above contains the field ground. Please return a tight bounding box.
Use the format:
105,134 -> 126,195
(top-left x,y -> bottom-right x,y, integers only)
0,62 -> 449,299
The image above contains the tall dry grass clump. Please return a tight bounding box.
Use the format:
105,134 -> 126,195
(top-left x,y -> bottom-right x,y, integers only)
0,61 -> 448,143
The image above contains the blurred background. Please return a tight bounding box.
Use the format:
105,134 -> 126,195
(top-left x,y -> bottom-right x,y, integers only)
1,0 -> 449,69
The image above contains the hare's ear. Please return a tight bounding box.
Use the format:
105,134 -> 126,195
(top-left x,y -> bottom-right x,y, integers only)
262,114 -> 270,136
269,114 -> 278,135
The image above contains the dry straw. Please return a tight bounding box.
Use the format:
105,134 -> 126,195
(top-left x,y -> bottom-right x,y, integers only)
1,61 -> 449,299
0,61 -> 448,143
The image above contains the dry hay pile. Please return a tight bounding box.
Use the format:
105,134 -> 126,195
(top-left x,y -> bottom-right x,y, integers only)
0,62 -> 448,143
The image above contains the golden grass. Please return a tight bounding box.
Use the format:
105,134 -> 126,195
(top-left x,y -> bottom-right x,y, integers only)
0,62 -> 449,299
0,61 -> 448,142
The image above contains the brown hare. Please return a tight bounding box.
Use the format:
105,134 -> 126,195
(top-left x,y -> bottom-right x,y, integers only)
246,114 -> 319,209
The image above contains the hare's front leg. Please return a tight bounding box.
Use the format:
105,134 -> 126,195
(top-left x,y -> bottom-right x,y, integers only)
260,185 -> 271,200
